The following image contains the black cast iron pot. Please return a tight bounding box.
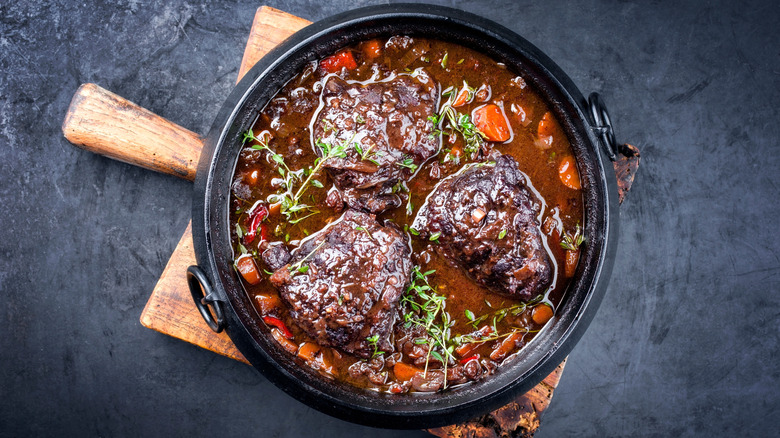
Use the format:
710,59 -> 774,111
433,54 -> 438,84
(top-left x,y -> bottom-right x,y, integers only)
187,3 -> 623,429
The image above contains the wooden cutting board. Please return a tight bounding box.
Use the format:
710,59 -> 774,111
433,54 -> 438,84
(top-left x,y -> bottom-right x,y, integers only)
63,6 -> 569,437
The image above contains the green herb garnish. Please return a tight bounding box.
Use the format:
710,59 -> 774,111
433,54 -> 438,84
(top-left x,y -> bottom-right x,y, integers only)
401,267 -> 456,385
429,83 -> 486,159
355,225 -> 374,240
396,157 -> 418,172
366,334 -> 384,358
498,229 -> 508,239
560,224 -> 585,251
354,141 -> 380,165
288,240 -> 326,275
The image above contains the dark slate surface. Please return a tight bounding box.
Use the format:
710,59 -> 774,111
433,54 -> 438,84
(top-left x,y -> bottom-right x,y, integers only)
1,0 -> 777,436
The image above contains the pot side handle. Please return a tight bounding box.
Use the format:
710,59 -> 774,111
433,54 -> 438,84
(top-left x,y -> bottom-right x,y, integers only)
588,93 -> 641,204
61,83 -> 204,181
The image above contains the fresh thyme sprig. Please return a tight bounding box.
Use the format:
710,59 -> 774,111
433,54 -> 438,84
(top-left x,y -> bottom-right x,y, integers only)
288,240 -> 326,276
453,326 -> 540,346
366,334 -> 384,358
242,129 -> 346,222
354,141 -> 380,165
401,267 -> 456,385
244,130 -> 291,173
429,83 -> 486,161
560,224 -> 585,251
461,294 -> 545,332
396,156 -> 418,173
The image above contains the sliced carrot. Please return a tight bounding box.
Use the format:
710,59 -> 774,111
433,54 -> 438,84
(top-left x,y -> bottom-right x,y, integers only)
532,304 -> 554,325
255,294 -> 281,315
246,169 -> 259,185
297,342 -> 320,361
537,111 -> 557,138
472,104 -> 510,142
393,362 -> 422,381
271,328 -> 298,354
235,255 -> 261,285
564,249 -> 579,278
452,87 -> 471,107
268,202 -> 282,216
362,39 -> 382,59
489,331 -> 523,361
320,50 -> 357,73
455,326 -> 493,357
558,155 -> 581,190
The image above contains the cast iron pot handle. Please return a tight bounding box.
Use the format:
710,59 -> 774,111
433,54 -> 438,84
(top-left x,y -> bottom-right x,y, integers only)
588,92 -> 641,204
187,265 -> 226,333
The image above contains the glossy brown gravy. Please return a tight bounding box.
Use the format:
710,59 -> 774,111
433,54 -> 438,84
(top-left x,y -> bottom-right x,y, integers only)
229,36 -> 583,393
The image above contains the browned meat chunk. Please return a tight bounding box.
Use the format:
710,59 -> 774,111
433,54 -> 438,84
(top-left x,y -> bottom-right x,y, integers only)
269,210 -> 412,358
411,155 -> 552,301
312,71 -> 439,213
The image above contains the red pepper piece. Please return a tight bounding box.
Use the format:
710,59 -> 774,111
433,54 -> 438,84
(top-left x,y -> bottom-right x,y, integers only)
459,354 -> 479,365
260,224 -> 268,242
262,316 -> 293,339
244,204 -> 269,244
320,50 -> 357,73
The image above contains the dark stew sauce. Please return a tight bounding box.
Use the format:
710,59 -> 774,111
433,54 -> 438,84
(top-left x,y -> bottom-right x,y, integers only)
229,36 -> 584,394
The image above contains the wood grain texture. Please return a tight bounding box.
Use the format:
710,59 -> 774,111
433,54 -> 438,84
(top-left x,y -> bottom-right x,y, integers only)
140,223 -> 247,363
133,6 -> 565,435
62,83 -> 203,181
139,6 -> 311,362
427,361 -> 566,438
238,6 -> 312,80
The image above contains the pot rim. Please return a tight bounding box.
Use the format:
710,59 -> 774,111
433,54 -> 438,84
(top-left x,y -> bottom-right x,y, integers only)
192,3 -> 619,429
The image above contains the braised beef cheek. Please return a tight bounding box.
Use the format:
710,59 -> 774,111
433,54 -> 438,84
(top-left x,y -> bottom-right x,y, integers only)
313,72 -> 439,213
412,155 -> 552,300
270,210 -> 412,358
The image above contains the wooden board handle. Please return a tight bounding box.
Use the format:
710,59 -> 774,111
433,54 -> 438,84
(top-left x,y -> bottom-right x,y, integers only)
62,83 -> 203,181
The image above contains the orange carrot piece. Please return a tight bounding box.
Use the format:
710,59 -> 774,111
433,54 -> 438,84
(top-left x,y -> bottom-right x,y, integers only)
268,202 -> 282,216
297,342 -> 320,361
271,328 -> 298,354
255,294 -> 282,315
537,111 -> 557,138
393,362 -> 422,381
246,169 -> 259,185
455,326 -> 493,357
235,255 -> 261,285
564,249 -> 579,278
453,87 -> 471,107
472,104 -> 510,142
558,155 -> 581,190
362,39 -> 382,59
532,304 -> 554,325
489,331 -> 523,361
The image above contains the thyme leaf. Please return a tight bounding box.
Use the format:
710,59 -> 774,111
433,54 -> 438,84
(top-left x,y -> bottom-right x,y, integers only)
560,224 -> 585,251
366,334 -> 384,358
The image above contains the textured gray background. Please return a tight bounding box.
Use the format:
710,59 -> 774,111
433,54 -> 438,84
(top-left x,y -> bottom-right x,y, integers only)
1,0 -> 778,437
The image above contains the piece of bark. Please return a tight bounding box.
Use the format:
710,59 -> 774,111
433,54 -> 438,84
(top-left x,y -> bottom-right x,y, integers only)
614,143 -> 641,205
427,360 -> 566,438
